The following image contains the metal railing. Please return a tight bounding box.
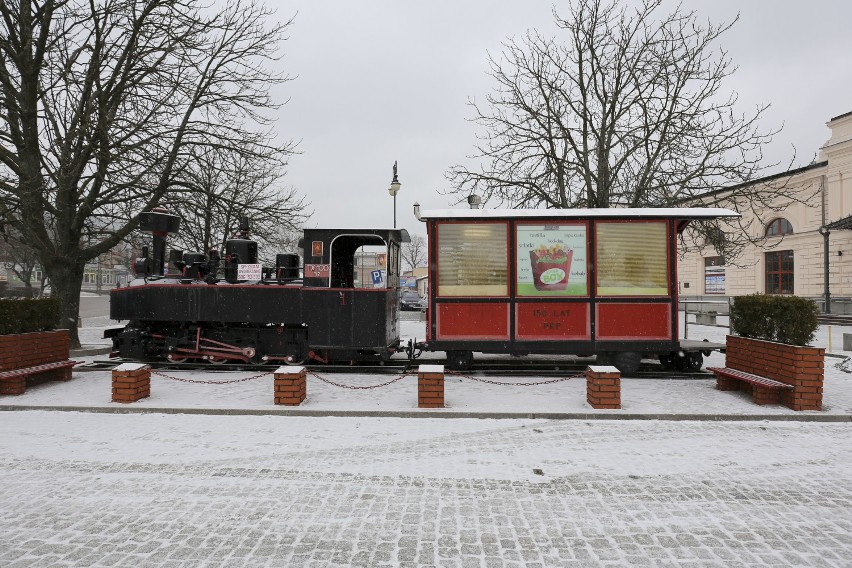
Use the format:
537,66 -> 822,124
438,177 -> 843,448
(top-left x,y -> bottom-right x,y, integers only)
680,299 -> 732,340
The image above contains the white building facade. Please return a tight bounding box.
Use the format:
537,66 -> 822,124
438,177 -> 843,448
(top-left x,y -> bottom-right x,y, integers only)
678,111 -> 852,313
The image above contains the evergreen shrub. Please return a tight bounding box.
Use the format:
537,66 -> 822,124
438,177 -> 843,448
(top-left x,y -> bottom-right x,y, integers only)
730,294 -> 819,346
0,298 -> 59,335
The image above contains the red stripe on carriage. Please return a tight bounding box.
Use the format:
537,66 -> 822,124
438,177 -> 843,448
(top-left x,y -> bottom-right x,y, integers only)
595,303 -> 672,340
436,303 -> 510,340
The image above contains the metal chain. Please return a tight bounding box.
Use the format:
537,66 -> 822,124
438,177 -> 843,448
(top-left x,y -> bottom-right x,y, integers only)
150,368 -> 581,388
307,370 -> 413,390
151,369 -> 273,385
446,369 -> 583,386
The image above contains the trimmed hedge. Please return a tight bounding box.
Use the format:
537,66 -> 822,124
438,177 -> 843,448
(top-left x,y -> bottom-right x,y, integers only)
0,298 -> 59,335
730,294 -> 819,346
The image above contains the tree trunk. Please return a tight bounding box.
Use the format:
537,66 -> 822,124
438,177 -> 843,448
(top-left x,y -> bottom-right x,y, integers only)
43,258 -> 85,349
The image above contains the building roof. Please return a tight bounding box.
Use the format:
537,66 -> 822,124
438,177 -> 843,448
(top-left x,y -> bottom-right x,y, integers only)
825,215 -> 852,231
830,110 -> 852,122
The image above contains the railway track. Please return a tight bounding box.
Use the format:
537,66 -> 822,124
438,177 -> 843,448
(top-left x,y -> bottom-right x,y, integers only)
77,358 -> 714,380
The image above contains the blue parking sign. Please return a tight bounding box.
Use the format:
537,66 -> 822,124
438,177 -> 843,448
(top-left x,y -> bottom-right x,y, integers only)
371,270 -> 384,287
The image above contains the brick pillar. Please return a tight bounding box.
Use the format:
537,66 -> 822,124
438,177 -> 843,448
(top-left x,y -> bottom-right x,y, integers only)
586,365 -> 621,409
418,364 -> 445,408
0,377 -> 27,395
274,366 -> 307,406
784,348 -> 825,411
112,363 -> 151,403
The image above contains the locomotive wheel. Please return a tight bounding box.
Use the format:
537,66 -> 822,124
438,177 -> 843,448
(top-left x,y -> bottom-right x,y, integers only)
446,350 -> 473,371
675,351 -> 703,372
658,352 -> 677,371
208,357 -> 230,365
612,351 -> 641,376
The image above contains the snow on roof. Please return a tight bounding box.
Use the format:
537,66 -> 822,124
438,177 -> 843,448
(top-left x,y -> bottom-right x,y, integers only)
417,207 -> 740,220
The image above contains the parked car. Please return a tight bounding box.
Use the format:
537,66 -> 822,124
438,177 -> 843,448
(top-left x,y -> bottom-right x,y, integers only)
400,290 -> 426,311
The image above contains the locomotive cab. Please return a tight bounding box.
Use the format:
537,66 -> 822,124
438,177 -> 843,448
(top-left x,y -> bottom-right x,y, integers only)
298,228 -> 410,362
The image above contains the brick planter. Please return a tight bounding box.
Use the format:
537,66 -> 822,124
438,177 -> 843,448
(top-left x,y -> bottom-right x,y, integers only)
0,330 -> 70,371
586,365 -> 621,409
112,363 -> 151,403
418,365 -> 445,408
274,366 -> 307,406
724,335 -> 824,411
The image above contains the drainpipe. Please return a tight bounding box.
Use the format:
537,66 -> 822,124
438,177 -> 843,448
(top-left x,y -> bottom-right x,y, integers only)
819,175 -> 830,314
819,224 -> 831,314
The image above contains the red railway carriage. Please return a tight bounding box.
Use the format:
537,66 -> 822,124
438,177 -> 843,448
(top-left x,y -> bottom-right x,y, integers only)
414,206 -> 739,372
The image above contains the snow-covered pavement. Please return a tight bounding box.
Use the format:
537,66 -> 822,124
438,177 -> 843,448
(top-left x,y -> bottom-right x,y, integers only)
1,315 -> 851,566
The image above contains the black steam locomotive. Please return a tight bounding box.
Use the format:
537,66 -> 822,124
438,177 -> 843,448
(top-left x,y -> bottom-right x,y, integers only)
108,209 -> 410,364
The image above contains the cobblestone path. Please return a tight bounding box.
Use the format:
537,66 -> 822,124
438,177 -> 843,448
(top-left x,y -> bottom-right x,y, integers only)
1,414 -> 850,567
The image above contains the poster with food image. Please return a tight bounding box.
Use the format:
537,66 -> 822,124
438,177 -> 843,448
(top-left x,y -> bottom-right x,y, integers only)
516,224 -> 587,296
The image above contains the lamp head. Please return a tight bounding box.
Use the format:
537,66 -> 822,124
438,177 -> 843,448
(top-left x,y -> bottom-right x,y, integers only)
388,160 -> 401,196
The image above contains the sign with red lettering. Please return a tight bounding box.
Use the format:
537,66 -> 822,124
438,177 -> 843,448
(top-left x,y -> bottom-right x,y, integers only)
515,303 -> 590,340
304,264 -> 330,278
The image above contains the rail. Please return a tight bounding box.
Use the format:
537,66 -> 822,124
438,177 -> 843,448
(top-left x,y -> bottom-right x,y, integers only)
680,299 -> 731,340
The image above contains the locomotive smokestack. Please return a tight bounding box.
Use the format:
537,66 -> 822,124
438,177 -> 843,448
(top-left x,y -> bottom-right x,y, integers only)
138,208 -> 181,276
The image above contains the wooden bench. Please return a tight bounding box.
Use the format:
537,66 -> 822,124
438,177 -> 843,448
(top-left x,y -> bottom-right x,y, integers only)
0,360 -> 78,395
706,366 -> 794,406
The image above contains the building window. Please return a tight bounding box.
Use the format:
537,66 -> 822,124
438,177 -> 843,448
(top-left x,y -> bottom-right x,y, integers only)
704,256 -> 725,294
765,250 -> 793,294
765,218 -> 793,237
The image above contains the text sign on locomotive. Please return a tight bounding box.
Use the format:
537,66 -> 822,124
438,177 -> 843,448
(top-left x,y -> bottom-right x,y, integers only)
304,264 -> 330,278
237,263 -> 262,281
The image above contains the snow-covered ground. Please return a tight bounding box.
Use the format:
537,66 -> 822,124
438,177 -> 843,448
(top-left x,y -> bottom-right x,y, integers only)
1,312 -> 851,567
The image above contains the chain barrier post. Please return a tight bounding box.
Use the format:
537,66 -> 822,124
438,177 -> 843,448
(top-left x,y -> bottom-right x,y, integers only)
112,363 -> 151,403
418,364 -> 445,408
586,365 -> 621,409
274,365 -> 307,406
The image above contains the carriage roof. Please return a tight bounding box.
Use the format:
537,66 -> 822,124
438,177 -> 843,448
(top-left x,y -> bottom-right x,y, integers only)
416,207 -> 739,221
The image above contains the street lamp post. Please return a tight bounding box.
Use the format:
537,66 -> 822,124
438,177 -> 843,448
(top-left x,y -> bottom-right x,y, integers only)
388,161 -> 401,228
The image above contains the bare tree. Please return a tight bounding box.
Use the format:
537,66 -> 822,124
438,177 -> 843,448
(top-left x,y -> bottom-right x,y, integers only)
446,0 -> 807,260
401,234 -> 427,272
0,0 -> 299,346
162,142 -> 310,265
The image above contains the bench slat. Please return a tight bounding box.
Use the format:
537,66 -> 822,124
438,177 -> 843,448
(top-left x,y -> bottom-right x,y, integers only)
706,366 -> 793,390
0,360 -> 78,380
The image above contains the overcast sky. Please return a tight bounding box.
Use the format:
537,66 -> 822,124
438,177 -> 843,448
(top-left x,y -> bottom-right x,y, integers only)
275,0 -> 852,238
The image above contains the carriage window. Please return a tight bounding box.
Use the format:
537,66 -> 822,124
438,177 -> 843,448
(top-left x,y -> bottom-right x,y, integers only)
596,221 -> 668,296
437,223 -> 508,296
352,245 -> 387,288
